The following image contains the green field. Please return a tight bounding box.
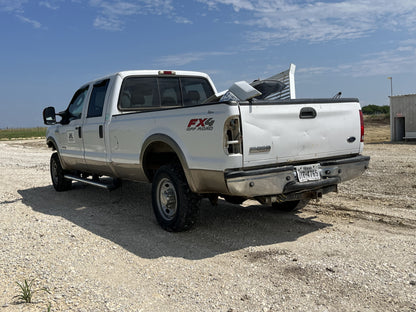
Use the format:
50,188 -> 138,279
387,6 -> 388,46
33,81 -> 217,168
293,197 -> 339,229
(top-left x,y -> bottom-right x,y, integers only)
0,127 -> 47,140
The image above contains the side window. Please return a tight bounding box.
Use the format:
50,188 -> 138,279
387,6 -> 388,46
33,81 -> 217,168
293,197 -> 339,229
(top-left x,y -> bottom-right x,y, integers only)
87,79 -> 109,118
118,77 -> 159,110
181,78 -> 215,106
67,86 -> 89,121
159,78 -> 181,107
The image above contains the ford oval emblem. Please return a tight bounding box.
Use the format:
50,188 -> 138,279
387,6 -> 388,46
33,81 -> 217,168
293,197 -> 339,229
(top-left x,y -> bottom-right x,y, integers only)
347,136 -> 356,143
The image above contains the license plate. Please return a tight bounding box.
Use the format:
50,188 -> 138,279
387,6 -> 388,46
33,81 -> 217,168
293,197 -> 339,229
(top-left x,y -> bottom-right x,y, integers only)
295,164 -> 320,182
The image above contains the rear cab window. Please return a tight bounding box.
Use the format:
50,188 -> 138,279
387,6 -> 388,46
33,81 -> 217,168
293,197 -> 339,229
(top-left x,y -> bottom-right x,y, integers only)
87,79 -> 110,118
181,77 -> 213,106
118,76 -> 215,111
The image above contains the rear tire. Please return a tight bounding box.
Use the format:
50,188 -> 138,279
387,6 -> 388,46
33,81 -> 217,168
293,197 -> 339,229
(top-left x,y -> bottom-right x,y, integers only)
50,153 -> 72,192
152,163 -> 200,232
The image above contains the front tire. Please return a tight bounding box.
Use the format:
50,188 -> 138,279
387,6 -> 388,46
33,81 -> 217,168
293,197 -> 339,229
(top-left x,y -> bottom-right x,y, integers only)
152,164 -> 200,232
50,153 -> 72,192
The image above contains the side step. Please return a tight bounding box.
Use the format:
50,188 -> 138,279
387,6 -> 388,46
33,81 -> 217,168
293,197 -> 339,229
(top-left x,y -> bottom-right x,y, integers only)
64,174 -> 120,191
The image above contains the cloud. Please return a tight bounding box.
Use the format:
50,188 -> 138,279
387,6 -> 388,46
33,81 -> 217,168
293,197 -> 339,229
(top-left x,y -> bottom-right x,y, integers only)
0,0 -> 27,13
198,0 -> 416,44
0,0 -> 44,29
174,16 -> 192,24
298,42 -> 416,78
93,15 -> 123,31
16,14 -> 42,28
351,48 -> 416,77
39,1 -> 62,10
89,0 -> 192,31
198,0 -> 255,11
155,51 -> 234,67
1,0 -> 192,31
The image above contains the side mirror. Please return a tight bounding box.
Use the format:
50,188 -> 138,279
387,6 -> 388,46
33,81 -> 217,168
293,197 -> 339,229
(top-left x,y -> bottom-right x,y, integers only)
43,106 -> 56,125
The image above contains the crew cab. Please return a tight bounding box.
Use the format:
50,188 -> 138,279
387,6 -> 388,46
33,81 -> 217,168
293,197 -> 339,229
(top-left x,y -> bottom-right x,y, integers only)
43,69 -> 370,231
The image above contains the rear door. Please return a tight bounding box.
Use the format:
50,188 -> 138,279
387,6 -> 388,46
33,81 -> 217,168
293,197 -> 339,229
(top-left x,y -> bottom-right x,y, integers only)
239,100 -> 362,167
82,79 -> 111,174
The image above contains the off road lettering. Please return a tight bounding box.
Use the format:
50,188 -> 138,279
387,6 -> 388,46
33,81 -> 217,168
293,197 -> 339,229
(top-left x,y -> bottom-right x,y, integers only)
187,118 -> 215,131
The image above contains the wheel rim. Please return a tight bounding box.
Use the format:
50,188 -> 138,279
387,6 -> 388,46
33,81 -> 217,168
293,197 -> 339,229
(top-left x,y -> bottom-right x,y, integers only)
51,158 -> 59,185
156,177 -> 178,221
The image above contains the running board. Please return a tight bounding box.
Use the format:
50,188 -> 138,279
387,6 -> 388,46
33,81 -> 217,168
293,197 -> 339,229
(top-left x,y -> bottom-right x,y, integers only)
64,174 -> 119,191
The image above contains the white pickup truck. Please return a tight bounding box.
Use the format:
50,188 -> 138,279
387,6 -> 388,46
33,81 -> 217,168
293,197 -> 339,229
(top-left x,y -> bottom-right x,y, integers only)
43,69 -> 369,231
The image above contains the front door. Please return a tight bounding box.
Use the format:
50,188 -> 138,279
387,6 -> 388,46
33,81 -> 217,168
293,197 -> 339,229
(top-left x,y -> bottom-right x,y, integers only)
57,85 -> 89,171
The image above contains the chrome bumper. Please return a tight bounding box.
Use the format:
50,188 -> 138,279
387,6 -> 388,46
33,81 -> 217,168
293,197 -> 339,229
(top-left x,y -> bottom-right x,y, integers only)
225,155 -> 370,197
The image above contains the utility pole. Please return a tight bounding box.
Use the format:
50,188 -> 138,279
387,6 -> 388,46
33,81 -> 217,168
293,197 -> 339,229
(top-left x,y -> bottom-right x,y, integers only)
387,77 -> 393,96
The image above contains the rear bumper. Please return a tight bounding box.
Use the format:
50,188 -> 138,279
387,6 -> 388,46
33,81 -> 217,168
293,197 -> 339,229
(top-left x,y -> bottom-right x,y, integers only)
225,155 -> 370,197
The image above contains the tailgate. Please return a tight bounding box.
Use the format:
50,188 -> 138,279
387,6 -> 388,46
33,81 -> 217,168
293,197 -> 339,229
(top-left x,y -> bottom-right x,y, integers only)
239,99 -> 362,167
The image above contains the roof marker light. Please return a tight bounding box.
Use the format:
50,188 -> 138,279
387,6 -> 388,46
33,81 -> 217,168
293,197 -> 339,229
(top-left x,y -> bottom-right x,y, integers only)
158,70 -> 176,75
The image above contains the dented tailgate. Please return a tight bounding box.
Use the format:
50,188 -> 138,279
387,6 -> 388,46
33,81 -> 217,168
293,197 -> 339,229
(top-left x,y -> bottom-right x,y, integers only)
239,99 -> 363,167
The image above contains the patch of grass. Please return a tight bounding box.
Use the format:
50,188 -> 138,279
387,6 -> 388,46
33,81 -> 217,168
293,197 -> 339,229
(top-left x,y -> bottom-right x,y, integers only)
13,279 -> 50,303
0,127 -> 46,140
362,114 -> 391,143
363,114 -> 390,125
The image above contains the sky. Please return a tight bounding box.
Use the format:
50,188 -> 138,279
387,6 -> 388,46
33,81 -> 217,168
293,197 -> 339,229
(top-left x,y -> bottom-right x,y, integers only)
0,0 -> 415,128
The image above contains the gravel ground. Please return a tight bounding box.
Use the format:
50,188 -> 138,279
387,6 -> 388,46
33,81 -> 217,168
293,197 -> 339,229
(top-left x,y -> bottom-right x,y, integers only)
0,139 -> 415,312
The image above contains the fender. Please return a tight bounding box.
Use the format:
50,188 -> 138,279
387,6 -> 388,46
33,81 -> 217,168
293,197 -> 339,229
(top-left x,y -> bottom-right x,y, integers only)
46,136 -> 69,170
140,133 -> 198,192
46,136 -> 58,151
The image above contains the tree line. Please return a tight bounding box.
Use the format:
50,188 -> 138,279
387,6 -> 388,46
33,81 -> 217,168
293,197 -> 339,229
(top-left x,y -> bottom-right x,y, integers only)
362,105 -> 389,115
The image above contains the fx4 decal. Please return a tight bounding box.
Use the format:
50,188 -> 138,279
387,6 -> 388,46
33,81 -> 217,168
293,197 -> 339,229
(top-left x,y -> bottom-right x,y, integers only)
186,118 -> 215,131
187,118 -> 215,131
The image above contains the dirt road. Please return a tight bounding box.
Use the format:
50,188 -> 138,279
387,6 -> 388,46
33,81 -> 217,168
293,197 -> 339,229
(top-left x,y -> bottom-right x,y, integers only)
0,139 -> 415,311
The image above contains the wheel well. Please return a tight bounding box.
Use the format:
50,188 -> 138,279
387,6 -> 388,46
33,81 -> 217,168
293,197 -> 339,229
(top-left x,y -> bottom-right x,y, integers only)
47,139 -> 57,150
142,141 -> 181,182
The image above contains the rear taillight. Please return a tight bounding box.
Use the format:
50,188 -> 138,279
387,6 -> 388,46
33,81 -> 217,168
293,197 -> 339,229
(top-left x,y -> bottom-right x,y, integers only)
359,110 -> 364,142
224,116 -> 242,154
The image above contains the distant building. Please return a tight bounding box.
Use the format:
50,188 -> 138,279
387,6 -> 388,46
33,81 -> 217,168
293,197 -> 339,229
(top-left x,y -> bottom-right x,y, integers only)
390,94 -> 416,141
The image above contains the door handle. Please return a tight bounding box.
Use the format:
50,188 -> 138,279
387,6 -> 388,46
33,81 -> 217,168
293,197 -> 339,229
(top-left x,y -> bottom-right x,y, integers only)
99,125 -> 103,138
299,107 -> 317,119
75,126 -> 82,138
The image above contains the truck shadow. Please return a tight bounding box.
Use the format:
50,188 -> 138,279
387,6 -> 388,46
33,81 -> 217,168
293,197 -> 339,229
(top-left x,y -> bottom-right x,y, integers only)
18,181 -> 330,260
